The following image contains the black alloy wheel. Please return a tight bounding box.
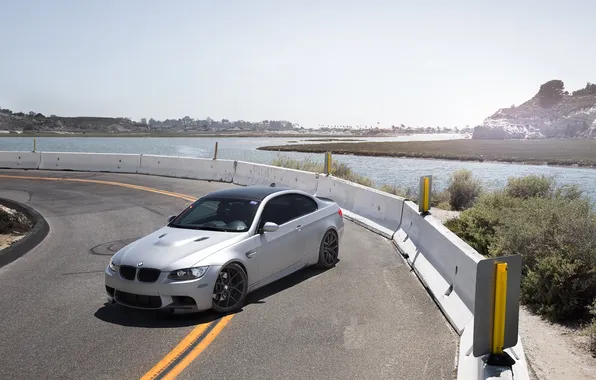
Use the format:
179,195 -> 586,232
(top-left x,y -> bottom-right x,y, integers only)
316,230 -> 339,269
212,263 -> 248,313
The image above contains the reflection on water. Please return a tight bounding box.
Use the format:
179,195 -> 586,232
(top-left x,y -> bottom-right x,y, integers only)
1,135 -> 595,202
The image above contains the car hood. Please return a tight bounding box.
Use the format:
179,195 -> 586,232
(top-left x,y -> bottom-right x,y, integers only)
113,226 -> 245,271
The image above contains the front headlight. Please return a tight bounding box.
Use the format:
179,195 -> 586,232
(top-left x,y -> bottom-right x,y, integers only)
109,258 -> 116,271
168,266 -> 209,281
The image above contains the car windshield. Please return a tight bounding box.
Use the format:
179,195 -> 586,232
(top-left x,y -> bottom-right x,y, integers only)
168,197 -> 260,232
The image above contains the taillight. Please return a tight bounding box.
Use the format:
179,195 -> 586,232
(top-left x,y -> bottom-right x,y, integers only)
338,208 -> 343,217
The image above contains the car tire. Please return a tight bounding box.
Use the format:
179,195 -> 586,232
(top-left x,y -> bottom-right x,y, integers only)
212,262 -> 248,314
316,230 -> 339,269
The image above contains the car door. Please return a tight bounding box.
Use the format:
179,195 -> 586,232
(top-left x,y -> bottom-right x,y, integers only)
288,194 -> 320,258
254,194 -> 307,281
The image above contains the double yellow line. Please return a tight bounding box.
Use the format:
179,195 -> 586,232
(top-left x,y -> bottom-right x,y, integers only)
141,316 -> 233,380
0,173 -> 234,379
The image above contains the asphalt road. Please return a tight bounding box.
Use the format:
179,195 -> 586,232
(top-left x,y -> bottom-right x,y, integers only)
0,169 -> 457,380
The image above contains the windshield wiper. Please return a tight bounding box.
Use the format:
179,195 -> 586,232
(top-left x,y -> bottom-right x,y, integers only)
170,225 -> 232,232
193,226 -> 228,231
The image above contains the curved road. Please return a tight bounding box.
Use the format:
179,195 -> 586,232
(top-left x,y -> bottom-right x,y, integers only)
0,170 -> 457,380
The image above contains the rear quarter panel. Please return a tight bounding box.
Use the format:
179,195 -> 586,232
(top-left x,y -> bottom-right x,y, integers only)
303,200 -> 344,263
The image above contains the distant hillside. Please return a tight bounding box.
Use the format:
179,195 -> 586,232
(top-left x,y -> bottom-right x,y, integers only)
0,108 -> 297,134
473,80 -> 596,139
0,110 -> 149,133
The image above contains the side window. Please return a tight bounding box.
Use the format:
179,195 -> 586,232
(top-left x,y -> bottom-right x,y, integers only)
260,194 -> 318,226
291,194 -> 318,218
260,195 -> 294,226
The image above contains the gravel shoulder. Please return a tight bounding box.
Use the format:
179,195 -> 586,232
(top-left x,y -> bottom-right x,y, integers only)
520,307 -> 596,380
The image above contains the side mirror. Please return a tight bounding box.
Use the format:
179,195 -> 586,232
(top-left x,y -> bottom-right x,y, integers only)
261,222 -> 279,233
167,215 -> 177,224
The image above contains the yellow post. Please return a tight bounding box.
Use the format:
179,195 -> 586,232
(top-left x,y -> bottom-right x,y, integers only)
324,152 -> 332,175
491,262 -> 508,354
418,175 -> 432,213
423,176 -> 430,212
213,141 -> 218,160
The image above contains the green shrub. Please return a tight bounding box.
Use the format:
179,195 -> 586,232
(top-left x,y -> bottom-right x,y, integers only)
270,156 -> 321,172
500,197 -> 596,321
504,174 -> 555,199
378,184 -> 417,199
331,162 -> 374,187
446,169 -> 483,210
446,175 -> 596,323
444,191 -> 517,256
378,184 -> 451,209
554,184 -> 584,200
432,190 -> 452,210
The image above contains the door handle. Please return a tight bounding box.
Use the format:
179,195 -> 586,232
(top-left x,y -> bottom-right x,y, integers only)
246,250 -> 256,258
296,225 -> 302,230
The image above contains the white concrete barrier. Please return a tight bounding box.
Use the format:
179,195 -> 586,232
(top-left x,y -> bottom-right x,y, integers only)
138,155 -> 235,183
0,151 -> 41,169
233,161 -> 319,194
393,200 -> 480,333
38,152 -> 141,173
457,320 -> 530,379
391,201 -> 530,380
316,175 -> 404,237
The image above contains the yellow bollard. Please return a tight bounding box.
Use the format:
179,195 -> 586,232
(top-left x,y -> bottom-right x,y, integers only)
324,152 -> 332,175
418,175 -> 432,213
491,262 -> 508,355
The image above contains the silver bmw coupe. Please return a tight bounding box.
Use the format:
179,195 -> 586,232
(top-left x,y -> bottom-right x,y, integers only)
104,186 -> 344,313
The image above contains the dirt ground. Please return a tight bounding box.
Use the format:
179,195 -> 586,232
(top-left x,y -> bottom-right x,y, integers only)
520,306 -> 596,380
0,233 -> 26,250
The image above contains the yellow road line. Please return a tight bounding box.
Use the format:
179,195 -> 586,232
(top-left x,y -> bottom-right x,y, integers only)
0,173 -> 233,380
0,174 -> 196,202
140,322 -> 212,380
161,315 -> 234,380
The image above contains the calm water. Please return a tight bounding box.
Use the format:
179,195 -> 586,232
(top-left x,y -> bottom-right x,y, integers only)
1,135 -> 595,202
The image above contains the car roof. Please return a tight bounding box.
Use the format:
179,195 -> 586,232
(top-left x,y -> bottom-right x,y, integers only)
203,185 -> 294,201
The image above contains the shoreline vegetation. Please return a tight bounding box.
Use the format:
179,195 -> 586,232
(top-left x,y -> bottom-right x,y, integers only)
0,132 -> 364,138
271,155 -> 596,355
259,139 -> 596,168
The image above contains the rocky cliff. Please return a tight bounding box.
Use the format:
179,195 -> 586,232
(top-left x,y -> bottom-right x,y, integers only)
473,80 -> 596,139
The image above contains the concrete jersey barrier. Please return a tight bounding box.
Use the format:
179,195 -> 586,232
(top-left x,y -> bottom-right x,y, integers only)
233,161 -> 319,194
38,152 -> 141,173
393,201 -> 529,379
316,175 -> 405,237
0,151 -> 41,169
138,155 -> 235,183
393,200 -> 479,333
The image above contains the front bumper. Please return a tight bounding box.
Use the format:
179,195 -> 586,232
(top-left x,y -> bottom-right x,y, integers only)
104,265 -> 221,311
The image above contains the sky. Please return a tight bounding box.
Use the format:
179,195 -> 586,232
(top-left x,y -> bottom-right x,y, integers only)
1,0 -> 594,128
